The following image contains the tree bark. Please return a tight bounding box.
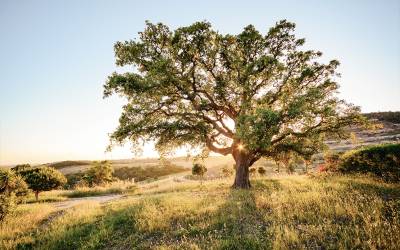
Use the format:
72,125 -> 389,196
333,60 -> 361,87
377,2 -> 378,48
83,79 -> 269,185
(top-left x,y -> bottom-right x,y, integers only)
35,191 -> 39,201
232,149 -> 252,189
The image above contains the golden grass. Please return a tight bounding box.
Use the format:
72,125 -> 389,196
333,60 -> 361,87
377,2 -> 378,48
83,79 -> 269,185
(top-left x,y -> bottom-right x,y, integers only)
1,175 -> 399,249
63,180 -> 137,198
0,203 -> 55,249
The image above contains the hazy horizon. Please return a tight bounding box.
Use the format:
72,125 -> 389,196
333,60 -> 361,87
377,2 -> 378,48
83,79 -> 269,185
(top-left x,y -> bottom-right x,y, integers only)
1,0 -> 399,165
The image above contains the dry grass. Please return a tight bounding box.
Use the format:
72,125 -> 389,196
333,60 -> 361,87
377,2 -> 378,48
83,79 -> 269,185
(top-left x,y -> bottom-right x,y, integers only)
1,175 -> 399,249
63,180 -> 137,198
0,203 -> 55,249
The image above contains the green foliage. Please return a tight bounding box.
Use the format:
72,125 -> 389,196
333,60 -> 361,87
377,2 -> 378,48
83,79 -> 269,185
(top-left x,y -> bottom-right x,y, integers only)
236,109 -> 280,150
104,20 -> 364,161
20,166 -> 66,199
339,143 -> 400,182
258,167 -> 266,175
364,111 -> 400,124
270,150 -> 299,174
11,164 -> 31,173
83,161 -> 114,187
65,172 -> 86,189
0,169 -> 30,221
192,163 -> 207,177
104,20 -> 366,187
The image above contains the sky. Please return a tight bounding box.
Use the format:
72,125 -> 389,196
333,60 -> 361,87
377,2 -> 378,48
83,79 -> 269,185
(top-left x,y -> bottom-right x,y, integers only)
0,0 -> 399,165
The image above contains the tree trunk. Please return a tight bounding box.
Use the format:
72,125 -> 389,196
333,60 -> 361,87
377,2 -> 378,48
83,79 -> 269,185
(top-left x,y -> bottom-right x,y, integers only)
35,191 -> 39,201
232,150 -> 252,189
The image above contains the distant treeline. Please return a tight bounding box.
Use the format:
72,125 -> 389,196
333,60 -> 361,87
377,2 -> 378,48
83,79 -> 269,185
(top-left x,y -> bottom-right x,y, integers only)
65,163 -> 187,187
47,161 -> 91,169
364,111 -> 400,124
114,164 -> 187,182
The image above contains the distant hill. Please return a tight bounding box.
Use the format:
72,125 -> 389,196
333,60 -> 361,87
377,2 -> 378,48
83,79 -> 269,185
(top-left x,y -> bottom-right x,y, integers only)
47,160 -> 91,169
364,111 -> 400,124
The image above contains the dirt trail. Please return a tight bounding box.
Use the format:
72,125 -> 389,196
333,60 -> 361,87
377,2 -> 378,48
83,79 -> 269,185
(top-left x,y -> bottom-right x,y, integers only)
53,194 -> 124,209
38,194 -> 124,231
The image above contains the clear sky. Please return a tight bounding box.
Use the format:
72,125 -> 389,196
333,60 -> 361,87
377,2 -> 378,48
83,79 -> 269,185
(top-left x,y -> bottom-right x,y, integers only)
0,0 -> 399,165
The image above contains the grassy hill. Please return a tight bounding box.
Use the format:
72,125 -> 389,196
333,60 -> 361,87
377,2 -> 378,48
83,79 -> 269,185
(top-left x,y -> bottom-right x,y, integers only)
1,174 -> 399,249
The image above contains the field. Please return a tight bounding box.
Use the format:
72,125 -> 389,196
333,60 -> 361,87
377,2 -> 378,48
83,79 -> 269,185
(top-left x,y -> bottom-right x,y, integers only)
1,174 -> 399,249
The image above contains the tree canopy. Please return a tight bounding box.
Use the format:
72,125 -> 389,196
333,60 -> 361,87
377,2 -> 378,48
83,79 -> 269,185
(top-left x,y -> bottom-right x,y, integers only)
20,167 -> 66,200
0,169 -> 30,221
104,20 -> 365,188
84,161 -> 114,187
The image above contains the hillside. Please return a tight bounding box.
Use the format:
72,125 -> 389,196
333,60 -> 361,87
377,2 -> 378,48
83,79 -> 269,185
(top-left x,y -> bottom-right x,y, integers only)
1,175 -> 399,249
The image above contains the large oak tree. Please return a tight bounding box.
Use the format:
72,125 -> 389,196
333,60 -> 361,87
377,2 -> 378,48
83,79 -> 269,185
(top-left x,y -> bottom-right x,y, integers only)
104,20 -> 365,188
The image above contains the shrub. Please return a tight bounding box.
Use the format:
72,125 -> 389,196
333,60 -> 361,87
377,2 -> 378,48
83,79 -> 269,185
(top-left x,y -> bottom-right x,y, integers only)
11,164 -> 32,173
258,167 -> 266,176
339,143 -> 400,182
83,161 -> 114,187
221,164 -> 234,177
323,151 -> 342,172
0,169 -> 30,221
20,166 -> 67,201
192,163 -> 207,184
65,172 -> 86,189
249,167 -> 257,176
364,111 -> 400,124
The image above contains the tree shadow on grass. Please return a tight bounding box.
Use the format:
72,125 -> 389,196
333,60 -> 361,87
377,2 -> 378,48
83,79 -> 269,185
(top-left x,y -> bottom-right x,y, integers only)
338,178 -> 400,201
251,178 -> 282,192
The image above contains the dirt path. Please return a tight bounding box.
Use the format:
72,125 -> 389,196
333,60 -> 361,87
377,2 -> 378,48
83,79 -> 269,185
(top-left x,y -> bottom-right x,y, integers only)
53,194 -> 124,209
37,194 -> 124,231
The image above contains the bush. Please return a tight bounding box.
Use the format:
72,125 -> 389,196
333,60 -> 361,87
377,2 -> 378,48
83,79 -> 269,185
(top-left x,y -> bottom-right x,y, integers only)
249,167 -> 256,176
84,161 -> 114,187
65,172 -> 86,189
0,169 -> 30,221
339,143 -> 400,182
20,166 -> 67,201
221,164 -> 234,177
11,164 -> 32,173
258,167 -> 266,176
323,151 -> 343,172
192,163 -> 207,176
192,163 -> 207,184
364,111 -> 400,124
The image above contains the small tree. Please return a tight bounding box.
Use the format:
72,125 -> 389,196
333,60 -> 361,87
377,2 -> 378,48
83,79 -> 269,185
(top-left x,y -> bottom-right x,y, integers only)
258,167 -> 266,176
0,169 -> 30,221
221,164 -> 234,178
20,167 -> 66,201
192,163 -> 207,184
84,161 -> 114,187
